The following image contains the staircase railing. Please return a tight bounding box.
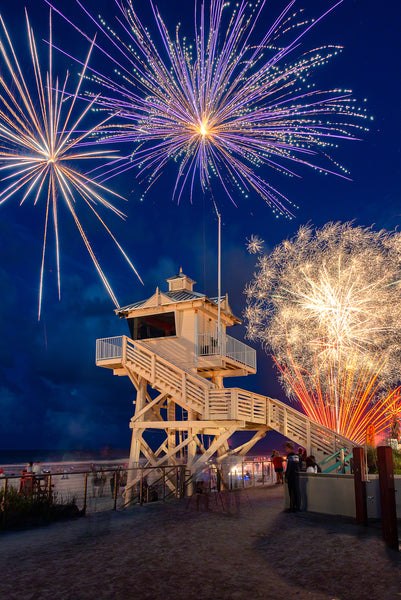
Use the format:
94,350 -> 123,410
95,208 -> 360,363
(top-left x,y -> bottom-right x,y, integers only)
96,336 -> 355,457
320,448 -> 354,473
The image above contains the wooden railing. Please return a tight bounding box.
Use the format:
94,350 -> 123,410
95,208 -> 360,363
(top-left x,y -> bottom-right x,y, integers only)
125,337 -> 212,412
96,336 -> 355,456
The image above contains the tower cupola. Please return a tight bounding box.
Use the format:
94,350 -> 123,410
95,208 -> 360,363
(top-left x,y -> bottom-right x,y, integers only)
166,267 -> 195,292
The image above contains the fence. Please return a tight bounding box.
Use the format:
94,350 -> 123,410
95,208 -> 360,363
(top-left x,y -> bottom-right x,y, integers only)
0,459 -> 276,524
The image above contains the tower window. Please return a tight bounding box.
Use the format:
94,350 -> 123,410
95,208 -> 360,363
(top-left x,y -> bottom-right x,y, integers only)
128,312 -> 176,340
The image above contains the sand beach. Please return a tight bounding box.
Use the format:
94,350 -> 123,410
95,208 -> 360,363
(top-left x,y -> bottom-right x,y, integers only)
0,484 -> 400,600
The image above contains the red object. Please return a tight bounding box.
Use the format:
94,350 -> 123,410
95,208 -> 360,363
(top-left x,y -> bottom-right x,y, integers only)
353,447 -> 368,526
377,446 -> 399,551
272,456 -> 283,469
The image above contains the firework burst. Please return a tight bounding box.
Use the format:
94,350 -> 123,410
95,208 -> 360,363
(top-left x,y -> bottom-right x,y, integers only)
246,235 -> 265,255
47,0 -> 369,215
275,349 -> 401,444
244,222 -> 401,439
0,10 -> 142,318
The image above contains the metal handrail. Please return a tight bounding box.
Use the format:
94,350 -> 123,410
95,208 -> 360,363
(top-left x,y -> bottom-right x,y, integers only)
97,332 -> 257,372
96,336 -> 123,361
197,332 -> 256,370
197,332 -> 221,356
320,448 -> 354,473
225,334 -> 257,369
320,448 -> 347,466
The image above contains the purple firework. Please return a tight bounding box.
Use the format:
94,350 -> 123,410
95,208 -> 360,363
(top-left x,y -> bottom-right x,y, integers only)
48,0 -> 369,215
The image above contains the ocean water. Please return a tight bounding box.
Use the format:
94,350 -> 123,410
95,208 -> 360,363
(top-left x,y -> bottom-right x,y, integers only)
0,448 -> 129,475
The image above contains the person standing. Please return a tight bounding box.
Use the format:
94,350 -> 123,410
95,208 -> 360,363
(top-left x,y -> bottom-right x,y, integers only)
298,447 -> 307,472
272,450 -> 284,484
284,441 -> 301,511
194,466 -> 210,511
32,461 -> 43,477
306,455 -> 321,473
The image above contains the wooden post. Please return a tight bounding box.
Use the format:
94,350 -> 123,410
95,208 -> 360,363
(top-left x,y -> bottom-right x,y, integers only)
2,476 -> 7,498
216,465 -> 222,493
2,477 -> 8,528
377,446 -> 399,551
353,447 -> 368,525
167,398 -> 176,464
187,412 -> 196,495
113,470 -> 119,511
233,389 -> 238,420
179,465 -> 185,498
194,309 -> 199,366
283,408 -> 288,437
82,472 -> 88,515
340,448 -> 345,474
47,475 -> 52,503
204,389 -> 210,420
306,421 -> 311,456
174,466 -> 179,497
127,377 -> 147,495
267,399 -> 271,427
139,469 -> 143,505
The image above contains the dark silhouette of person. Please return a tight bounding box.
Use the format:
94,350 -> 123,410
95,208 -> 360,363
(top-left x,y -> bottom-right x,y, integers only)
284,441 -> 301,511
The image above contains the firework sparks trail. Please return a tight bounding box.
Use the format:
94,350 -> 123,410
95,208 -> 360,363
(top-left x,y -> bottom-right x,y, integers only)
0,10 -> 142,318
246,234 -> 265,255
45,0 -> 369,215
244,222 -> 401,439
275,350 -> 401,444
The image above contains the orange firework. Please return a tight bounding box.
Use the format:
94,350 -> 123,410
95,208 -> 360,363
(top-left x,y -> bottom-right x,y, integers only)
274,348 -> 401,445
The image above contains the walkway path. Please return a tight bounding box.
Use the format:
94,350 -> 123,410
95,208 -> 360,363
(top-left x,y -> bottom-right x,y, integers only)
0,485 -> 400,600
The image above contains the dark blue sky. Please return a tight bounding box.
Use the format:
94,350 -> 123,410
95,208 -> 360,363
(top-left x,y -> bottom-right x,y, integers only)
0,0 -> 400,452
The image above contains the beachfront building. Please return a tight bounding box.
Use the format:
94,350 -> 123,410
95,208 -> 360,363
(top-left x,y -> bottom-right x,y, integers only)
96,270 -> 354,495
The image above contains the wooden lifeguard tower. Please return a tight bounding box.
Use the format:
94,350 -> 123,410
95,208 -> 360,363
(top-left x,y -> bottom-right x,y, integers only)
96,270 -> 354,493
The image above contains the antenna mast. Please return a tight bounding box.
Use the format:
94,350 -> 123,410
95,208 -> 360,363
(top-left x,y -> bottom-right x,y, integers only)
213,202 -> 221,354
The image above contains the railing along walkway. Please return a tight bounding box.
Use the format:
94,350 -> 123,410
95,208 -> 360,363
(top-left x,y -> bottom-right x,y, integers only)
0,460 -> 277,528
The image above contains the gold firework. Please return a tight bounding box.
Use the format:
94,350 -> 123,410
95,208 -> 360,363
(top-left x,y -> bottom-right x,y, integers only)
245,222 -> 401,439
0,10 -> 142,317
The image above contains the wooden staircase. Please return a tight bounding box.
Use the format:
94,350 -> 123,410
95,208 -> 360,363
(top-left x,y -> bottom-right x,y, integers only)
96,335 -> 355,458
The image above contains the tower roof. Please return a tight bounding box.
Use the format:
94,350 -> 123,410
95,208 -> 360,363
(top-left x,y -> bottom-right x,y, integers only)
115,271 -> 240,324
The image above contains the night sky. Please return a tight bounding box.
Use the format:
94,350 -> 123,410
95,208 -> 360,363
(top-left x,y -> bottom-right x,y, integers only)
0,0 -> 400,453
